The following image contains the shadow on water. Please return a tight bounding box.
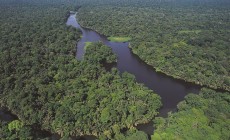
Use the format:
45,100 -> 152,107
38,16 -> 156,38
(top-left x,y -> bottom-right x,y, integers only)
0,107 -> 18,122
66,13 -> 202,138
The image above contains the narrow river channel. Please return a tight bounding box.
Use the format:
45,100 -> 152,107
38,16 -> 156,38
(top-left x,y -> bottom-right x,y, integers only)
0,12 -> 202,140
66,13 -> 202,138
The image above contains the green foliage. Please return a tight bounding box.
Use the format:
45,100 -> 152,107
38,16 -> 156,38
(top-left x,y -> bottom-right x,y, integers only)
178,30 -> 201,34
0,120 -> 35,139
84,42 -> 92,51
108,36 -> 132,42
0,1 -> 161,139
152,88 -> 230,140
112,129 -> 148,140
77,0 -> 230,91
8,120 -> 24,132
1,0 -> 229,139
100,107 -> 110,123
84,42 -> 117,63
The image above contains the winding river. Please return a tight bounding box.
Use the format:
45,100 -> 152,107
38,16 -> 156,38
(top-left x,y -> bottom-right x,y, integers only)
66,13 -> 201,115
0,12 -> 202,140
66,13 -> 202,138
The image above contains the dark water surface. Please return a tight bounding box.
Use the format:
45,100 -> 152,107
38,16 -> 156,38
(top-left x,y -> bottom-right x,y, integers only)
66,13 -> 202,137
0,108 -> 18,122
66,13 -> 201,118
0,13 -> 201,140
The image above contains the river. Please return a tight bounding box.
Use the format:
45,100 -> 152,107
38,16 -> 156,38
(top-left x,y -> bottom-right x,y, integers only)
0,12 -> 201,140
66,13 -> 201,138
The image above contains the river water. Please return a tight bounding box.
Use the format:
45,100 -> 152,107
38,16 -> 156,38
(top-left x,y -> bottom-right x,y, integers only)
66,13 -> 201,137
0,13 -> 201,140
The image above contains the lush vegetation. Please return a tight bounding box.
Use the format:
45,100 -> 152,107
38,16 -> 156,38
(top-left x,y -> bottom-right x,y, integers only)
152,88 -> 230,140
1,0 -> 229,140
0,0 -> 161,139
0,118 -> 150,140
108,36 -> 132,42
77,0 -> 230,91
1,120 -> 34,139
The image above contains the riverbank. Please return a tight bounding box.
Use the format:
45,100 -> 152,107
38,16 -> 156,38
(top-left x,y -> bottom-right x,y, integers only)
78,22 -> 229,93
79,26 -> 228,92
77,6 -> 230,92
68,12 -> 205,139
130,47 -> 229,92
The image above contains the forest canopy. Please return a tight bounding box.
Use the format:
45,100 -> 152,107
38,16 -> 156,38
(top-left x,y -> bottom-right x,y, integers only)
0,0 -> 161,139
152,88 -> 230,140
0,0 -> 229,139
77,0 -> 230,91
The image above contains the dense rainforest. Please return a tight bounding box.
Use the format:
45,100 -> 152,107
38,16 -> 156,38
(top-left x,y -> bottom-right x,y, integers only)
152,88 -> 230,140
0,0 -> 229,140
77,0 -> 230,91
0,0 -> 161,139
